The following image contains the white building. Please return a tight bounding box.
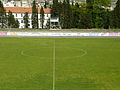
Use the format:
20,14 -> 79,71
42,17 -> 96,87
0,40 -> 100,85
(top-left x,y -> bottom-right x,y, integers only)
2,0 -> 45,7
50,17 -> 61,29
5,7 -> 51,28
2,0 -> 31,7
14,1 -> 31,7
3,0 -> 15,7
111,0 -> 118,8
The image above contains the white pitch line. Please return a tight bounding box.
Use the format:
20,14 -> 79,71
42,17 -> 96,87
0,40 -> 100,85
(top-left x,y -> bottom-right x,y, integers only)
53,40 -> 56,90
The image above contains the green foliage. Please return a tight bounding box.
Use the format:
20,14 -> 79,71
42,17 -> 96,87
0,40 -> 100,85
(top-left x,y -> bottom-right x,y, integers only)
64,0 -> 72,28
79,5 -> 93,28
111,0 -> 120,28
32,0 -> 38,29
92,6 -> 105,28
44,1 -> 47,8
54,0 -> 111,29
46,18 -> 50,29
23,12 -> 29,28
51,0 -> 59,17
40,6 -> 44,29
14,19 -> 19,28
86,0 -> 110,7
102,9 -> 110,29
59,0 -> 72,29
85,0 -> 111,29
71,3 -> 93,29
58,0 -> 110,29
58,0 -> 111,29
94,0 -> 111,6
71,3 -> 81,28
7,11 -> 19,28
0,0 -> 7,28
44,1 -> 49,8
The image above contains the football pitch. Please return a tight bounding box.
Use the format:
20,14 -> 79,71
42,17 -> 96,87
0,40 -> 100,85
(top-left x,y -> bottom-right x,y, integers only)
0,38 -> 120,90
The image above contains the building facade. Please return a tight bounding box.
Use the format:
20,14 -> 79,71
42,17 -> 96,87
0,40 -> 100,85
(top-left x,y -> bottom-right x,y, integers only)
5,7 -> 51,28
111,0 -> 118,8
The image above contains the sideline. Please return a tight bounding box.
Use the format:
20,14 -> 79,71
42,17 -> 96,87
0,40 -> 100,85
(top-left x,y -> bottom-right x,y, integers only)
53,40 -> 56,90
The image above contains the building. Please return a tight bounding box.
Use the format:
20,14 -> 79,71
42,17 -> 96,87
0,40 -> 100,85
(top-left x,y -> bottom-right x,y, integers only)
3,1 -> 15,7
111,0 -> 118,8
50,17 -> 61,29
14,1 -> 31,7
2,0 -> 46,7
5,7 -> 51,28
2,0 -> 31,7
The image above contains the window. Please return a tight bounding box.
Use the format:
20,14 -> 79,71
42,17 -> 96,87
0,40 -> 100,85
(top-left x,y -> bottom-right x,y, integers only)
47,14 -> 48,17
21,13 -> 23,17
21,20 -> 23,23
16,14 -> 17,17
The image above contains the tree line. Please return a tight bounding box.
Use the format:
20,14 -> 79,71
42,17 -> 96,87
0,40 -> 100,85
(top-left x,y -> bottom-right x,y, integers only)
51,0 -> 120,29
0,0 -> 19,28
0,0 -> 120,29
0,0 -> 44,29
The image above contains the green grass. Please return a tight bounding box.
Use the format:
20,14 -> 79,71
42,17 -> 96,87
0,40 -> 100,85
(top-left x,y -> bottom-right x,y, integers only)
0,38 -> 120,90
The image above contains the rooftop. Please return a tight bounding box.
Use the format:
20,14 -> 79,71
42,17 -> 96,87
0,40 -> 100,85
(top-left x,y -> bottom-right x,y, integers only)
4,7 -> 51,14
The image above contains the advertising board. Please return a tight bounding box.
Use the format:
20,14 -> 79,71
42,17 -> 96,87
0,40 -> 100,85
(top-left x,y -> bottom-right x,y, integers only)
0,32 -> 7,35
1,32 -> 120,37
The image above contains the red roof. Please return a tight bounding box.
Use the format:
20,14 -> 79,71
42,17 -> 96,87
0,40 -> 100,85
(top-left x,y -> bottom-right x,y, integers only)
4,7 -> 51,14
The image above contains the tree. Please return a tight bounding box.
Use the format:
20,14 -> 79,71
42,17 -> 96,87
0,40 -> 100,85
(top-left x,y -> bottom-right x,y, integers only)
94,0 -> 110,7
31,0 -> 38,29
60,0 -> 72,29
85,0 -> 93,28
23,12 -> 29,28
86,0 -> 110,28
44,1 -> 49,8
40,6 -> 44,29
102,9 -> 110,29
110,11 -> 116,28
71,3 -> 81,28
112,0 -> 120,28
46,18 -> 50,29
0,0 -> 7,28
7,11 -> 18,28
59,0 -> 66,28
51,0 -> 59,17
92,6 -> 105,28
65,0 -> 72,28
15,19 -> 19,28
79,4 -> 93,29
